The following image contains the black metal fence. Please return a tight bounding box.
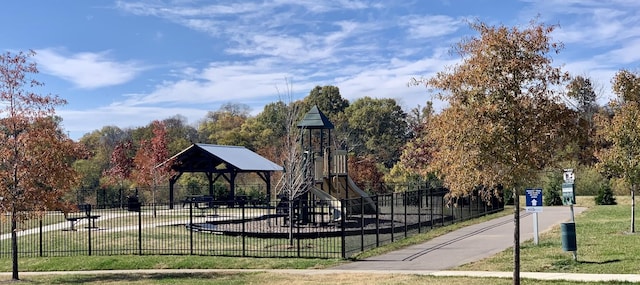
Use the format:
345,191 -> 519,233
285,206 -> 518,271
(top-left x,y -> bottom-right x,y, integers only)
0,189 -> 503,259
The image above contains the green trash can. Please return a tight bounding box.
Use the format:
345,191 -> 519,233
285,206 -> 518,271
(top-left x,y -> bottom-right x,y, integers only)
561,222 -> 577,252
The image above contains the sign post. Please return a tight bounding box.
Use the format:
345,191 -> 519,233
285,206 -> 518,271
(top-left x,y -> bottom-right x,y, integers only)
525,188 -> 543,245
562,169 -> 577,261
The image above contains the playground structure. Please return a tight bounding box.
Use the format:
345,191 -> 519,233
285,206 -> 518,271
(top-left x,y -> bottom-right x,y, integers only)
292,105 -> 376,223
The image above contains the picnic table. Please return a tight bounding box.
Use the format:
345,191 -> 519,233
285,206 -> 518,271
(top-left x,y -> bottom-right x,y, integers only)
182,195 -> 219,215
65,215 -> 100,231
64,204 -> 100,231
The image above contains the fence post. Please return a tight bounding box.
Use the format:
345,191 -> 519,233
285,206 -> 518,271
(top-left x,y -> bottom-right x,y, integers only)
39,219 -> 43,257
88,207 -> 92,256
340,199 -> 346,259
429,188 -> 434,230
138,205 -> 142,255
242,201 -> 246,257
360,196 -> 365,252
418,190 -> 422,234
404,192 -> 408,238
189,200 -> 194,255
375,196 -> 380,247
391,193 -> 395,242
441,194 -> 445,226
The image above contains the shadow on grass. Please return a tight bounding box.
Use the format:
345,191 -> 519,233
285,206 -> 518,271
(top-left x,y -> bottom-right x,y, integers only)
552,258 -> 622,269
578,259 -> 622,265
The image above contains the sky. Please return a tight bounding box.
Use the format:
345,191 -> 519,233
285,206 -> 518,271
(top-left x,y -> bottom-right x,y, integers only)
1,0 -> 639,140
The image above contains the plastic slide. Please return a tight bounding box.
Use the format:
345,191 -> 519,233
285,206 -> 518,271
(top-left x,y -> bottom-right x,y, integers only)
309,187 -> 342,221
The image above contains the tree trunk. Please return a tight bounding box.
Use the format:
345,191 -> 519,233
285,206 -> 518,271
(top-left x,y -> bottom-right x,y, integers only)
632,184 -> 636,233
513,187 -> 520,285
11,209 -> 19,280
289,199 -> 294,246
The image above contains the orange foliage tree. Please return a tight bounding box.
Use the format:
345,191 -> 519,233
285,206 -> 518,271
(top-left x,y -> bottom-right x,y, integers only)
102,140 -> 134,207
0,50 -> 85,280
417,20 -> 572,284
132,120 -> 171,216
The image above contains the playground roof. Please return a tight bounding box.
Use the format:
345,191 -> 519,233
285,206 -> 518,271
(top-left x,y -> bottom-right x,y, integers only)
165,143 -> 283,173
297,105 -> 334,129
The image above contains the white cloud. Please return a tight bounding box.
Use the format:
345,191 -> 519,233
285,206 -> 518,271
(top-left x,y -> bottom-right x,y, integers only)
36,49 -> 143,89
59,105 -> 207,139
116,61 -> 295,107
402,15 -> 465,39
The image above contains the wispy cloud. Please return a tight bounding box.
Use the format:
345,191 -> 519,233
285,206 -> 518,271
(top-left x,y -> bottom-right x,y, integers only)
36,49 -> 144,89
401,15 -> 465,39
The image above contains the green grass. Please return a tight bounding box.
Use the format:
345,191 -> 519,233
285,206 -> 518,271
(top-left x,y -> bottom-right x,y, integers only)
459,196 -> 640,274
0,255 -> 342,272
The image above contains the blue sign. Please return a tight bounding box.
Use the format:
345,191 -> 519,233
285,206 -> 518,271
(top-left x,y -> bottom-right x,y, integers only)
525,188 -> 543,213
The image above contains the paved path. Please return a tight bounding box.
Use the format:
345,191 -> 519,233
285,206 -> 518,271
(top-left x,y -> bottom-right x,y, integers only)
333,206 -> 585,271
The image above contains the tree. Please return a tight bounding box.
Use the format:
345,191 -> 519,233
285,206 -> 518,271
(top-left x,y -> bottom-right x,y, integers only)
418,20 -> 571,285
274,82 -> 313,246
198,103 -> 251,146
102,140 -> 135,208
348,154 -> 385,194
75,126 -> 129,204
595,69 -> 640,233
132,120 -> 171,217
241,101 -> 289,160
0,50 -> 84,280
162,115 -> 198,154
344,97 -> 409,168
566,76 -> 599,165
302,85 -> 349,121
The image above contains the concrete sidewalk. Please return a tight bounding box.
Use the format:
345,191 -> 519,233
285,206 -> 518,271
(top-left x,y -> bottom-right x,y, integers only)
333,206 -> 585,271
3,268 -> 640,283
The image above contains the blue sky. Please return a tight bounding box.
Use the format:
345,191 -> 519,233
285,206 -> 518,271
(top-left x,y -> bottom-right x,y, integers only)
2,0 -> 639,140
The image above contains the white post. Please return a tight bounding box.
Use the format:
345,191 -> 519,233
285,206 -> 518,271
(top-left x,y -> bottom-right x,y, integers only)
533,212 -> 539,245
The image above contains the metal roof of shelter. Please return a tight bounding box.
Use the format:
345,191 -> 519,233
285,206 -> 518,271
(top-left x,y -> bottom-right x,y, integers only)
168,143 -> 282,173
297,105 -> 334,129
162,143 -> 282,209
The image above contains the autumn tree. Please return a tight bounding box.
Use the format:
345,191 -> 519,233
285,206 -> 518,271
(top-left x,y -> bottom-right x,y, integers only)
418,20 -> 571,285
74,126 -> 129,202
240,101 -> 289,161
102,140 -> 135,207
132,120 -> 171,217
0,50 -> 84,280
595,69 -> 640,233
348,154 -> 385,194
198,103 -> 251,146
386,102 -> 437,189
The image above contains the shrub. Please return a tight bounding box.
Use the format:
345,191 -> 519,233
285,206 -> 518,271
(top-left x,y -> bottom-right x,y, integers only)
595,183 -> 617,205
544,180 -> 563,206
574,166 -> 606,195
542,171 -> 564,206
